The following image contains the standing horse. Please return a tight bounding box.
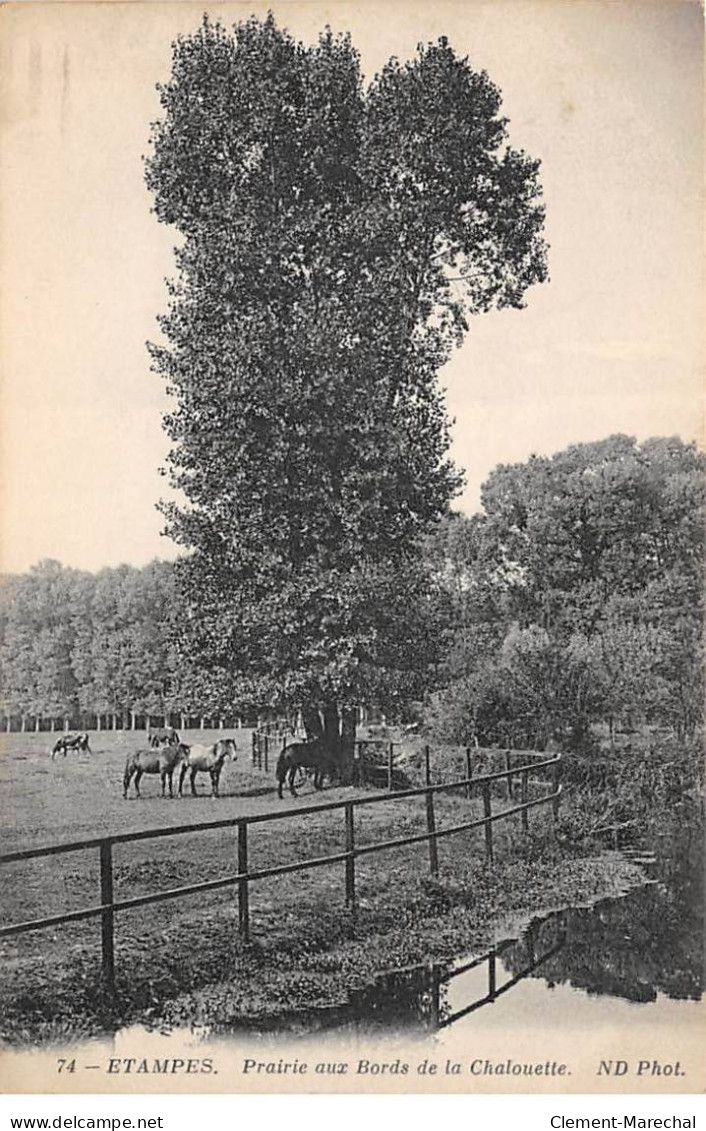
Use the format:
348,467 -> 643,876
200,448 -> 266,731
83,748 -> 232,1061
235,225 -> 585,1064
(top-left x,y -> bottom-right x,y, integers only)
51,732 -> 91,760
148,725 -> 180,748
276,740 -> 334,798
123,743 -> 189,799
179,738 -> 237,798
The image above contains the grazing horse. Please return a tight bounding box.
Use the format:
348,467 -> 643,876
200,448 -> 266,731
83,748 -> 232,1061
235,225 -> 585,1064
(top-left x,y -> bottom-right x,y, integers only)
179,738 -> 237,798
148,726 -> 180,748
51,732 -> 91,760
276,740 -> 334,799
123,743 -> 189,799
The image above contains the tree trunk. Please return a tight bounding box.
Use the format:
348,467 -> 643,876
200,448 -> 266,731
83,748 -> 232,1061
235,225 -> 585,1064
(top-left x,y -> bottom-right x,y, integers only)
302,707 -> 324,743
339,706 -> 357,784
35,716 -> 40,732
20,715 -> 26,733
312,702 -> 357,784
113,713 -> 118,730
322,704 -> 341,760
97,714 -> 102,731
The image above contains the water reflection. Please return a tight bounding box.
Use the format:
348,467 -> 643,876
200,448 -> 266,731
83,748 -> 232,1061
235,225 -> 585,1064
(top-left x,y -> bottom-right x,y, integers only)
500,889 -> 701,1006
192,918 -> 576,1041
344,923 -> 567,1036
330,835 -> 703,1036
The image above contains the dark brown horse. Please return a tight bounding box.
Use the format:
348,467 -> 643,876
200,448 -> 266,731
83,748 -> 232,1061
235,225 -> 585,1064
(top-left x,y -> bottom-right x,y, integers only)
148,726 -> 180,748
123,743 -> 189,799
276,740 -> 335,798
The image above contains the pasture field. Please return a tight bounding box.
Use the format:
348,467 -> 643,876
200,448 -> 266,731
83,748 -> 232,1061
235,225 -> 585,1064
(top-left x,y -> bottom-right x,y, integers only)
0,727 -> 360,851
0,728 -> 639,1044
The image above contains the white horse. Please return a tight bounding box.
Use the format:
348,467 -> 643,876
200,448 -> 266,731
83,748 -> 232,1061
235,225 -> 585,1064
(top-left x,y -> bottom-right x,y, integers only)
179,738 -> 237,798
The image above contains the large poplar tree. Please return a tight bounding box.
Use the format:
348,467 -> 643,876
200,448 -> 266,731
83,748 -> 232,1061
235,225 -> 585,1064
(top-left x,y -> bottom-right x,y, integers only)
145,15 -> 548,765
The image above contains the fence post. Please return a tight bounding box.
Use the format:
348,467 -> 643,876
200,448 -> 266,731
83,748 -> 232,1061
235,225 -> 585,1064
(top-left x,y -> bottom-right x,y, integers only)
99,840 -> 115,1002
424,745 -> 431,787
237,822 -> 250,941
425,789 -> 439,878
355,742 -> 365,787
521,770 -> 529,832
465,747 -> 472,799
488,952 -> 497,999
344,804 -> 356,910
388,743 -> 394,792
482,782 -> 493,864
505,750 -> 513,801
429,964 -> 441,1030
526,922 -> 536,966
552,758 -> 561,823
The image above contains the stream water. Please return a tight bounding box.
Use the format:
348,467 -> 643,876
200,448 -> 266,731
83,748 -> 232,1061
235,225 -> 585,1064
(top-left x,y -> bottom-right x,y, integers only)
331,831 -> 703,1040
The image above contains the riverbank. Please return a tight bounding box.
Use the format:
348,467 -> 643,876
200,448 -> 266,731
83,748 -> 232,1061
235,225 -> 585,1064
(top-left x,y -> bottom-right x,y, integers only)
0,815 -> 644,1046
155,844 -> 644,1036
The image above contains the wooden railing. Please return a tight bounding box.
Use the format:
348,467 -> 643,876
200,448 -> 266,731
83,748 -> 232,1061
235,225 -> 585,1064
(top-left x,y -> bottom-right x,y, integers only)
0,752 -> 561,1001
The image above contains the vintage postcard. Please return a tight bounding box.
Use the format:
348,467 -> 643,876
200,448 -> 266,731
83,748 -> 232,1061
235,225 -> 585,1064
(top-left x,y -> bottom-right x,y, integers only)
0,0 -> 703,1097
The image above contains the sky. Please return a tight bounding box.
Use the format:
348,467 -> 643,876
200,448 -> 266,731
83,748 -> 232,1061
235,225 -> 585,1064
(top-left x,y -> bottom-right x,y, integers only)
1,0 -> 703,573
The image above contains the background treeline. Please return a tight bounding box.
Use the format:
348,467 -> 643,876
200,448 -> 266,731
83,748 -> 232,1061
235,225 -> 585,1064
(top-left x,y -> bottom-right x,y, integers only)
1,434 -> 703,754
0,560 -> 246,731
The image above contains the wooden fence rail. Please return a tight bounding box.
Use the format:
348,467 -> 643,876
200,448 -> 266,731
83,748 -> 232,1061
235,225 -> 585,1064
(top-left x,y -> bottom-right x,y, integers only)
0,752 -> 561,1001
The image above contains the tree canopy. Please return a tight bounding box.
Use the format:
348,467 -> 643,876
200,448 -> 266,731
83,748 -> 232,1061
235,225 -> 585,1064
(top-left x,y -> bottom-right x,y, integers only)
0,560 -> 179,727
427,435 -> 705,749
144,15 -> 548,759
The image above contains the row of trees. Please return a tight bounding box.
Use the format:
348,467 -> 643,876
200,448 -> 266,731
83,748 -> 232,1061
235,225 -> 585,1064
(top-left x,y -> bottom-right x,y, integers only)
0,559 -> 239,730
426,434 -> 705,749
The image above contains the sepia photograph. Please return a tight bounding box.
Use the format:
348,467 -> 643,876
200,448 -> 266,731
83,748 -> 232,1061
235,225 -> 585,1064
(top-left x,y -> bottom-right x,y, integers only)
0,0 -> 703,1096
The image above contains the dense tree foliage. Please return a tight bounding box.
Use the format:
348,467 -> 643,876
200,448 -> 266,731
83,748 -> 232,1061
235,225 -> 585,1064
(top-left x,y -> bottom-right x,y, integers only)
0,560 -> 192,729
144,15 -> 547,766
426,435 -> 705,749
